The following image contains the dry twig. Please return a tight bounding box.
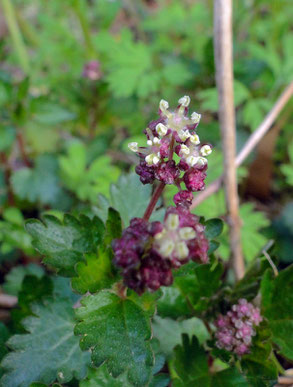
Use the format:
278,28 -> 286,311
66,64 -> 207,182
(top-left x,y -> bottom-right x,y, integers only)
213,0 -> 244,280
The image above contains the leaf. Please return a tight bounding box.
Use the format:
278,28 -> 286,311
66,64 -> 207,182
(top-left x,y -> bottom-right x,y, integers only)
11,275 -> 53,332
59,142 -> 120,201
26,214 -> 104,276
204,218 -> 224,239
3,264 -> 44,296
157,286 -> 191,319
75,290 -> 154,386
0,323 -> 10,378
1,298 -> 90,387
174,262 -> 223,311
80,365 -> 131,387
262,264 -> 293,360
11,154 -> 69,208
94,173 -> 164,226
170,335 -> 210,386
281,141 -> 293,186
32,102 -> 76,125
211,368 -> 249,387
152,316 -> 209,357
103,31 -> 154,98
71,208 -> 120,294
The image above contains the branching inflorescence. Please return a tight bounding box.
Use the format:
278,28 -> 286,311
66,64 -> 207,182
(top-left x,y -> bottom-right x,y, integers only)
112,96 -> 211,294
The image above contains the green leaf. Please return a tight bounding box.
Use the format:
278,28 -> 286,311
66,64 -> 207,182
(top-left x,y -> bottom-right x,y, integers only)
0,323 -> 10,378
71,208 -> 120,294
11,155 -> 68,208
170,335 -> 210,386
80,365 -> 131,387
32,102 -> 76,125
157,286 -> 191,319
94,173 -> 164,226
103,207 -> 122,246
11,275 -> 53,332
1,298 -> 90,387
59,142 -> 120,201
174,262 -> 223,311
204,218 -> 224,239
75,290 -> 154,386
262,264 -> 293,360
3,264 -> 44,296
211,368 -> 249,387
26,214 -> 103,276
152,316 -> 209,357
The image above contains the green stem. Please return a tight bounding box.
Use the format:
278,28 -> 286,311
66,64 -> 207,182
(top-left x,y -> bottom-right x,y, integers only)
15,8 -> 39,48
270,352 -> 285,375
72,0 -> 94,58
1,0 -> 30,74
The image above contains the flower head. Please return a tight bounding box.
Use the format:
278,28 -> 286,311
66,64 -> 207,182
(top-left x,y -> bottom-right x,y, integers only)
215,299 -> 263,356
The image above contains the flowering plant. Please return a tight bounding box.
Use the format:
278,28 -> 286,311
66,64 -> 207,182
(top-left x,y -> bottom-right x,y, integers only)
1,97 -> 292,387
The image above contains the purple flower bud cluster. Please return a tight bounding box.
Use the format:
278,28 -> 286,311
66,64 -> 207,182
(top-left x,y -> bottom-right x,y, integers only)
112,203 -> 209,294
112,218 -> 173,294
128,97 -> 212,192
215,299 -> 263,356
82,60 -> 102,81
113,96 -> 212,294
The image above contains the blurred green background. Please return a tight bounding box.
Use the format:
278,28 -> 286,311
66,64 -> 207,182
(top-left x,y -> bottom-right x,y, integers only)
0,0 -> 292,272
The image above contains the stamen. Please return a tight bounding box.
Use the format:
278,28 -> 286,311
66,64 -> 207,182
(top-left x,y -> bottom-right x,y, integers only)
156,123 -> 168,137
159,240 -> 175,257
179,227 -> 196,241
180,144 -> 190,156
178,96 -> 191,107
128,142 -> 138,152
176,242 -> 189,259
166,214 -> 179,230
178,130 -> 191,141
191,112 -> 201,124
200,145 -> 212,156
190,134 -> 200,145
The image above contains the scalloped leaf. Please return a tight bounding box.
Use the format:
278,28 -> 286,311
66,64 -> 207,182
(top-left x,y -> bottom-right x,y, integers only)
71,208 -> 121,294
75,290 -> 154,386
25,214 -> 104,276
1,298 -> 90,387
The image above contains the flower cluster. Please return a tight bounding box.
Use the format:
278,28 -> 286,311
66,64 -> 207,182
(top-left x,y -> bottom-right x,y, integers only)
113,96 -> 210,294
112,203 -> 209,294
128,96 -> 212,191
215,299 -> 263,356
82,60 -> 102,81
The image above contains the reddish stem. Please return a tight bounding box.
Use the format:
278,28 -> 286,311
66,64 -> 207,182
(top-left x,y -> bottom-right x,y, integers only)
16,131 -> 32,167
143,134 -> 175,222
143,181 -> 166,221
0,152 -> 15,206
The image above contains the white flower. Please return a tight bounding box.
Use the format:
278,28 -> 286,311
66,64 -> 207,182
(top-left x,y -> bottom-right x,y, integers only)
200,145 -> 212,156
178,95 -> 191,107
191,112 -> 201,124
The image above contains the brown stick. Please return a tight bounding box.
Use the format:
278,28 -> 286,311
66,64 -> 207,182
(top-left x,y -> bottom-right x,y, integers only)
214,0 -> 245,280
191,82 -> 293,209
